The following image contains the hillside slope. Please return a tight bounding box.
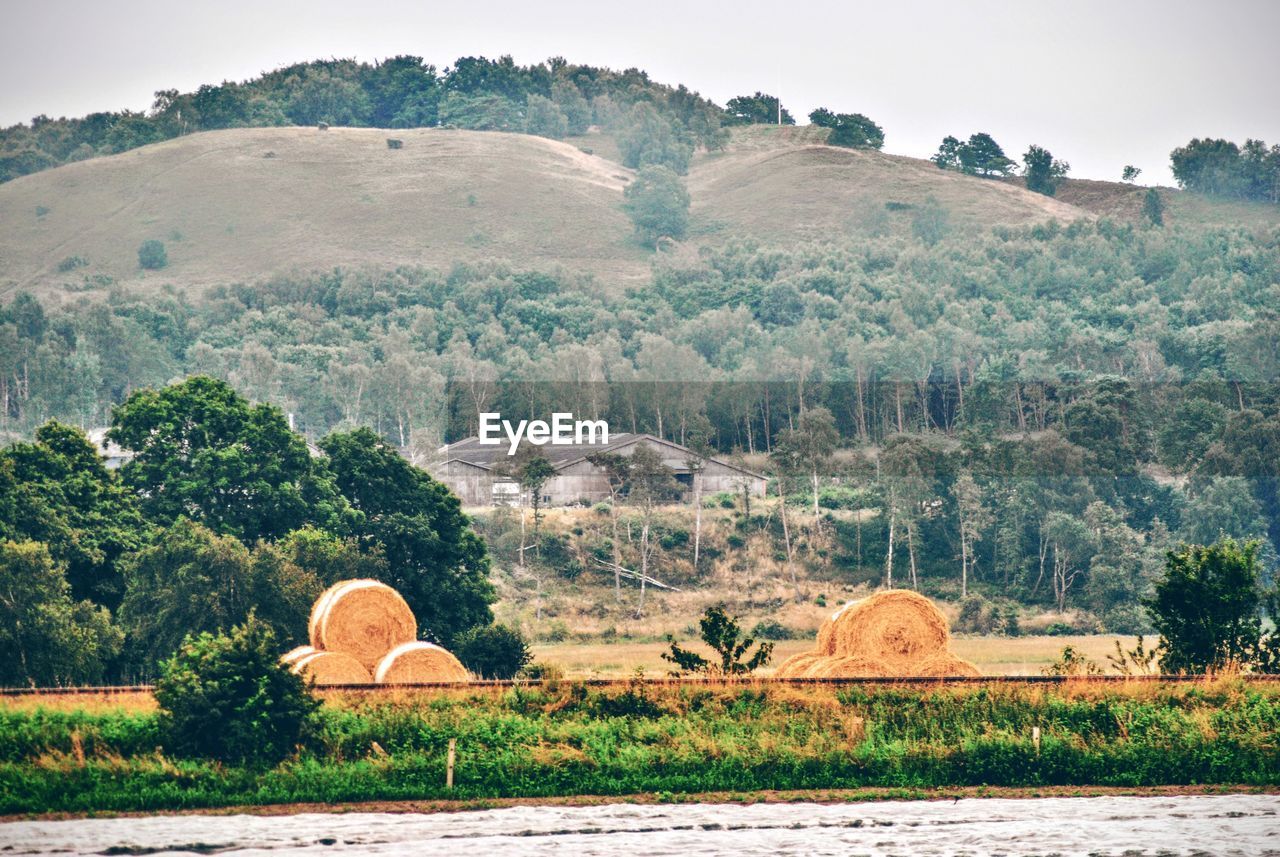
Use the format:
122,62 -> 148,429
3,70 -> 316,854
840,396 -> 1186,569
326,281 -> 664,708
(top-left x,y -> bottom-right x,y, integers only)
4,124 -> 1276,302
690,126 -> 1088,240
0,127 -> 649,300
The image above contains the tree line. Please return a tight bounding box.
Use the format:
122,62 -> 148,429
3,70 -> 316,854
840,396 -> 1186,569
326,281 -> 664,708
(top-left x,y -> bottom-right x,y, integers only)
0,377 -> 496,686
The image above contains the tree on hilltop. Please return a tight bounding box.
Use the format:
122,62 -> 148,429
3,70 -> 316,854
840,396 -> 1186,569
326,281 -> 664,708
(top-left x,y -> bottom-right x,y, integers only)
809,108 -> 884,149
1023,144 -> 1069,196
724,92 -> 795,126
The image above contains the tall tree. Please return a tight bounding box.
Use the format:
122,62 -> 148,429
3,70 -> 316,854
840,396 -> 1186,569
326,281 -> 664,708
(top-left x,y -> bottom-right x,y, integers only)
723,92 -> 794,126
320,427 -> 494,643
0,539 -> 122,686
109,377 -> 345,543
1022,144 -> 1069,196
622,165 -> 690,248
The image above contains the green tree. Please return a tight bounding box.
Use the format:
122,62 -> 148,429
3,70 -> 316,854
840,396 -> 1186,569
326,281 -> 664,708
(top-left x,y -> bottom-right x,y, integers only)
934,133 -> 1015,177
119,519 -> 322,667
617,103 -> 693,173
1143,187 -> 1165,226
809,108 -> 884,149
276,525 -> 388,587
453,623 -> 532,678
0,421 -> 146,607
284,69 -> 371,126
1157,398 -> 1226,469
109,376 -> 345,543
0,539 -> 122,686
550,80 -> 591,135
1121,165 -> 1142,183
723,92 -> 794,125
774,406 -> 838,524
154,617 -> 318,766
319,427 -> 494,645
524,94 -> 568,139
1144,538 -> 1264,673
662,605 -> 773,675
137,240 -> 167,270
438,92 -> 523,131
622,165 -> 690,248
1022,145 -> 1069,196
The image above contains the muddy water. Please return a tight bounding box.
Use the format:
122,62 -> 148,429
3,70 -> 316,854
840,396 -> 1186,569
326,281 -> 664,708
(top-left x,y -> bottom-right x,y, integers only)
3,794 -> 1278,856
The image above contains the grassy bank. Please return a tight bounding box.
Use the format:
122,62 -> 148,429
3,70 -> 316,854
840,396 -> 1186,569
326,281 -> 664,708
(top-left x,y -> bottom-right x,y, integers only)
2,680 -> 1277,815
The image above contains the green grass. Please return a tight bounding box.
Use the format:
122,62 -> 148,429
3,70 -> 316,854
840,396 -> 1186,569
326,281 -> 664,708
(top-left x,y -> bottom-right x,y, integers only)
2,680 -> 1277,814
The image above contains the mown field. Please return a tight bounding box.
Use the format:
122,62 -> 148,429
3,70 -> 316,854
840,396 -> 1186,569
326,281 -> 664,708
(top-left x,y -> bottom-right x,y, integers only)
2,679 -> 1277,816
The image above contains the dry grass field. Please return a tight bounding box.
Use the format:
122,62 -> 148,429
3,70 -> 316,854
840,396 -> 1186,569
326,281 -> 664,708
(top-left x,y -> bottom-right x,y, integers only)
688,125 -> 1088,242
532,634 -> 1142,678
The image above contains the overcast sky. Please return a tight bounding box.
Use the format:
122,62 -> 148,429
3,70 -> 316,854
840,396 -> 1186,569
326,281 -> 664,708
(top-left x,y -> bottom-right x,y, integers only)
4,0 -> 1278,184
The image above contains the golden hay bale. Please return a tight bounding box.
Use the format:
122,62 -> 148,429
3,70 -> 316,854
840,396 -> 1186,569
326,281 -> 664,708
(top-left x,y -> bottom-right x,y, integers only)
908,652 -> 982,677
374,642 -> 470,684
803,655 -> 891,679
291,651 -> 372,685
773,651 -> 827,678
830,589 -> 949,667
280,645 -> 317,666
308,580 -> 349,647
312,579 -> 417,670
815,600 -> 860,655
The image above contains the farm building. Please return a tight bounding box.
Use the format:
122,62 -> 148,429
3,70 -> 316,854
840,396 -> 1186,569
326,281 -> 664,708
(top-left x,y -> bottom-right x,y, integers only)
431,433 -> 767,507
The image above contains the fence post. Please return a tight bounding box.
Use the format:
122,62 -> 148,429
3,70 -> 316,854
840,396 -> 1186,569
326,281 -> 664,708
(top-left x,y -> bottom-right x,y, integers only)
1032,726 -> 1041,754
446,738 -> 456,789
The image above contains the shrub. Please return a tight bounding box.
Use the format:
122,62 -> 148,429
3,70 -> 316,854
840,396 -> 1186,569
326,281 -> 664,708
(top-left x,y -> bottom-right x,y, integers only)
663,606 -> 773,675
137,239 -> 167,270
153,618 -> 317,766
57,255 -> 88,272
453,623 -> 532,679
749,619 -> 798,640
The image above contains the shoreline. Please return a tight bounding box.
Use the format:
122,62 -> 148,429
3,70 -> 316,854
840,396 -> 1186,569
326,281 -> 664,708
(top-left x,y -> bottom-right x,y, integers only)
8,784 -> 1277,823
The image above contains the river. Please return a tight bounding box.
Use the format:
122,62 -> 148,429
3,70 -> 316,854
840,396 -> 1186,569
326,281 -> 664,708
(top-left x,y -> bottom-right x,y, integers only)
2,794 -> 1277,856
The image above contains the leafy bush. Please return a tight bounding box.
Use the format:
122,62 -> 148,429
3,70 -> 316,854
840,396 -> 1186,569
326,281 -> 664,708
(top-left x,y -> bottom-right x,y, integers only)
663,606 -> 773,675
749,619 -> 798,640
57,255 -> 88,272
153,618 -> 317,766
137,239 -> 167,270
453,623 -> 532,679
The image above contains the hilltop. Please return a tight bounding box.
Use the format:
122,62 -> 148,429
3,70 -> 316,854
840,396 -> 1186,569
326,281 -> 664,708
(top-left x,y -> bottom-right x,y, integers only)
2,123 -> 1277,301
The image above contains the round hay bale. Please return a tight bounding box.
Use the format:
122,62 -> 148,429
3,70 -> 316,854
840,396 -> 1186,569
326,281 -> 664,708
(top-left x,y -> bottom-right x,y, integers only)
909,652 -> 982,677
291,651 -> 372,685
816,600 -> 860,654
804,655 -> 890,679
773,651 -> 826,678
313,579 -> 417,670
374,642 -> 470,684
280,645 -> 318,666
830,589 -> 950,667
308,580 -> 351,648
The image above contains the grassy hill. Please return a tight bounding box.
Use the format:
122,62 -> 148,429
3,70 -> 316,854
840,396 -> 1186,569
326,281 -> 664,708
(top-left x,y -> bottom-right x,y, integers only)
0,127 -> 650,300
688,126 -> 1088,241
3,123 -> 1276,301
